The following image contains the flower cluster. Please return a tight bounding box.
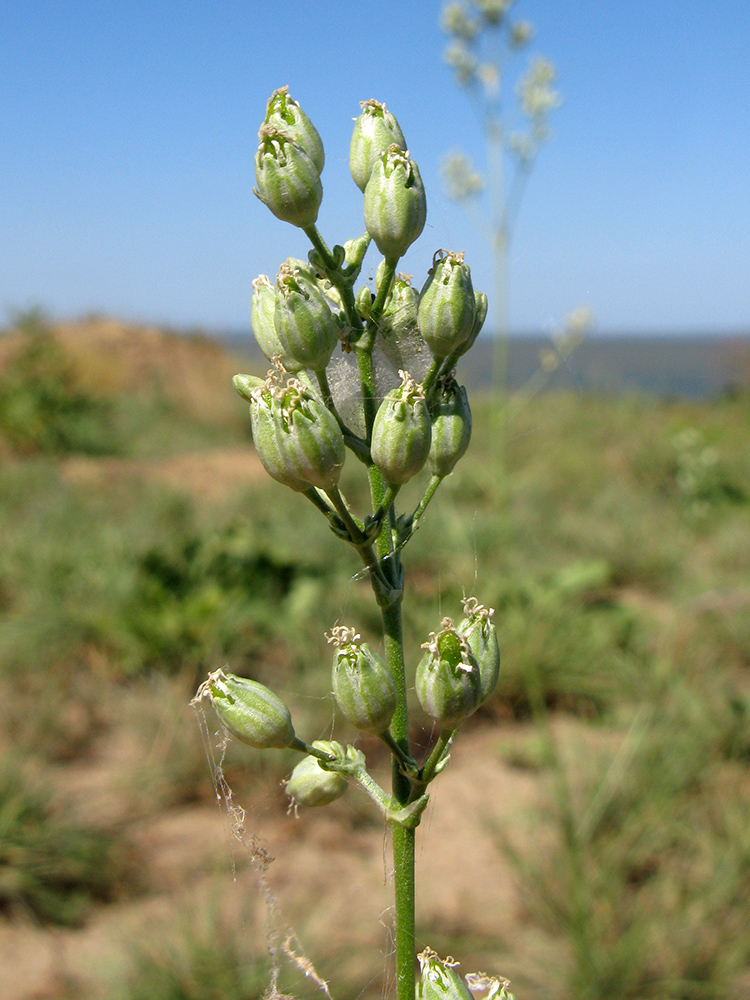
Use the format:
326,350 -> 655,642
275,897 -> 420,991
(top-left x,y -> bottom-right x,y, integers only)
195,88 -> 507,1000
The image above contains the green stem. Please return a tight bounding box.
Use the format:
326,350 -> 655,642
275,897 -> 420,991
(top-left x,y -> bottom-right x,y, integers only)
411,475 -> 441,530
303,224 -> 361,332
361,255 -> 397,351
303,487 -> 347,534
379,729 -> 418,778
354,347 -> 379,443
419,728 -> 456,786
380,597 -> 415,1000
324,486 -> 396,603
421,357 -> 443,400
397,475 -> 442,553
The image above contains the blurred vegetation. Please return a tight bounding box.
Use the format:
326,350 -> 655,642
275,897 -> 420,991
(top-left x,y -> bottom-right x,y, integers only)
0,309 -> 249,459
0,757 -> 140,926
1,317 -> 749,998
111,905 -> 267,1000
0,309 -> 121,455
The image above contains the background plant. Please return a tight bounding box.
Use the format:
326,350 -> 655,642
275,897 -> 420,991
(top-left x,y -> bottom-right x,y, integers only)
440,0 -> 563,396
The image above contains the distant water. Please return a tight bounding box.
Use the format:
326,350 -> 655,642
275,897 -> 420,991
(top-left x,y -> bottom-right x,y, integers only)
219,332 -> 750,399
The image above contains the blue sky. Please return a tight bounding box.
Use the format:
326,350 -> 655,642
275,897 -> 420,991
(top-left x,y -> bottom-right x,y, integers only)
2,0 -> 748,335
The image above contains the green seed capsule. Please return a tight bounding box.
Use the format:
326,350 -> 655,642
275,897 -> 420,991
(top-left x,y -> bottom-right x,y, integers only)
254,125 -> 322,229
263,86 -> 324,176
371,371 -> 431,485
250,376 -> 345,492
328,626 -> 397,735
418,250 -> 477,360
417,949 -> 473,1000
363,145 -> 427,262
274,261 -> 340,373
197,669 -> 296,750
428,378 -> 472,478
350,99 -> 406,192
416,618 -> 482,729
285,741 -> 348,808
457,598 -> 500,704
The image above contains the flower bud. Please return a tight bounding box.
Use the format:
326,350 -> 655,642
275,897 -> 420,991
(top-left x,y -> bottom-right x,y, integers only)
428,378 -> 472,478
350,99 -> 406,192
417,949 -> 473,1000
328,626 -> 397,735
263,86 -> 324,175
355,284 -> 374,321
418,251 -> 476,360
254,125 -> 322,229
274,261 -> 340,372
455,290 -> 488,358
371,371 -> 431,485
196,669 -> 296,750
416,618 -> 482,729
250,375 -> 345,492
363,145 -> 426,262
457,598 -> 499,704
343,233 -> 372,274
285,741 -> 348,808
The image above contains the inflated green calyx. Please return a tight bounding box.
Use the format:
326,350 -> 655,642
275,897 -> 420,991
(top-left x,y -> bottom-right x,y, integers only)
285,740 -> 349,808
415,617 -> 482,729
363,145 -> 427,261
371,370 -> 431,485
249,372 -> 345,492
194,669 -> 296,750
328,626 -> 397,735
264,85 -> 325,175
350,98 -> 406,192
254,124 -> 322,229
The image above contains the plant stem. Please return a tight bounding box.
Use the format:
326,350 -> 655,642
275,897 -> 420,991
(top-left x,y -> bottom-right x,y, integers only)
380,596 -> 416,1000
419,728 -> 456,787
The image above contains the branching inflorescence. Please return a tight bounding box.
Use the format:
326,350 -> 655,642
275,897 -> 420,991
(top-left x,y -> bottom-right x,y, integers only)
193,86 -> 514,1000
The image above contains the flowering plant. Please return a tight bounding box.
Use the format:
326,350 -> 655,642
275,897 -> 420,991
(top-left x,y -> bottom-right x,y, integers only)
194,86 -> 512,1000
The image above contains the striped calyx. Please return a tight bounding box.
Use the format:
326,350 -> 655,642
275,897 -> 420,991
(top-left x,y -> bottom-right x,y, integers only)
196,669 -> 296,750
249,373 -> 345,492
418,949 -> 516,1000
328,626 -> 397,735
285,740 -> 349,808
371,370 -> 431,485
428,377 -> 472,478
350,98 -> 406,192
274,260 -> 340,372
418,250 -> 476,360
415,617 -> 482,729
254,124 -> 322,229
263,85 -> 324,175
457,598 -> 499,705
363,145 -> 426,262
